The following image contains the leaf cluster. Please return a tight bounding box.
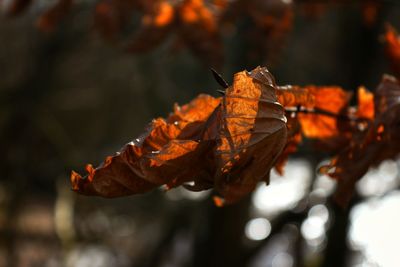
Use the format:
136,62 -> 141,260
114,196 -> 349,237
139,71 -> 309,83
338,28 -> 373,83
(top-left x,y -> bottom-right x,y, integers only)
71,65 -> 400,208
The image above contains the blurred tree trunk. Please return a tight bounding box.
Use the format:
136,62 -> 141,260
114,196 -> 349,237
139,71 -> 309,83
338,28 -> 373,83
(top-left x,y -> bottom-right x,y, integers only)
193,197 -> 251,267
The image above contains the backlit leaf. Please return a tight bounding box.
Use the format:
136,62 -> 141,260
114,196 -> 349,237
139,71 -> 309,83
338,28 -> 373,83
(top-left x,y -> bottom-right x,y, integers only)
385,25 -> 400,77
327,75 -> 400,207
71,67 -> 287,205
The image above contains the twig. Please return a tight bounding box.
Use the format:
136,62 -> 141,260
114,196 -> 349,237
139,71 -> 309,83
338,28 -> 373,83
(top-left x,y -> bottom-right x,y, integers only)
285,106 -> 372,123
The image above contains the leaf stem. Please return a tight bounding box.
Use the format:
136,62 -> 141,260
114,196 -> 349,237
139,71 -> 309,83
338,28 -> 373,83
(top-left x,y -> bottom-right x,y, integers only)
285,106 -> 371,123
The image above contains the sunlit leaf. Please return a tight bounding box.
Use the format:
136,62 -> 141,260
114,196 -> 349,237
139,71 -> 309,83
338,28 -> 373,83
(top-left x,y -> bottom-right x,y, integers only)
126,1 -> 175,52
327,75 -> 400,207
298,86 -> 351,138
385,25 -> 400,78
71,94 -> 219,197
357,86 -> 374,120
277,85 -> 351,138
212,67 -> 287,203
71,67 -> 287,205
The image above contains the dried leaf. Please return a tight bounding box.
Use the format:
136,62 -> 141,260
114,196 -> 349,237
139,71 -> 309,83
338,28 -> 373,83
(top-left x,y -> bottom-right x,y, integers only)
298,86 -> 351,138
276,85 -> 314,108
71,94 -> 220,197
71,67 -> 288,205
361,0 -> 380,27
277,85 -> 351,139
36,0 -> 73,32
177,0 -> 222,66
326,75 -> 400,207
126,1 -> 175,52
357,86 -> 374,120
72,67 -> 400,208
231,0 -> 293,65
94,1 -> 124,41
212,67 -> 287,203
385,25 -> 400,77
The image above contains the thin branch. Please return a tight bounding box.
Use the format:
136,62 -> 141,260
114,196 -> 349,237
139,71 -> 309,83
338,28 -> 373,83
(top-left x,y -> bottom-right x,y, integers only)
285,106 -> 372,123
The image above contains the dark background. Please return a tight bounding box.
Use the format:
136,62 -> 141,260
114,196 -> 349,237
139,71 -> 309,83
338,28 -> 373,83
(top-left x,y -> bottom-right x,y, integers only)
1,1 -> 400,267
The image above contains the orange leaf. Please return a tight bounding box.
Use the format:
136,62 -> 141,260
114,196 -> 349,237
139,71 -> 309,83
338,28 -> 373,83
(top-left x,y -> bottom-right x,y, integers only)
385,25 -> 400,77
71,67 -> 288,205
276,85 -> 314,108
177,0 -> 222,67
71,94 -> 220,197
324,75 -> 400,207
36,0 -> 73,32
298,86 -> 351,139
213,67 -> 287,203
361,0 -> 380,27
357,86 -> 374,120
277,85 -> 351,138
126,1 -> 175,53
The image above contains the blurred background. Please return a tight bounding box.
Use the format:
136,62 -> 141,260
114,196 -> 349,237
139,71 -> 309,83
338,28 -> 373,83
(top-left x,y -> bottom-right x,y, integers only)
1,0 -> 400,266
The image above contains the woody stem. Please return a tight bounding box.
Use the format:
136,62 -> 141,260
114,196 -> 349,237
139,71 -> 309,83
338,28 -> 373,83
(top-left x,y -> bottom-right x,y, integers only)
284,106 -> 371,122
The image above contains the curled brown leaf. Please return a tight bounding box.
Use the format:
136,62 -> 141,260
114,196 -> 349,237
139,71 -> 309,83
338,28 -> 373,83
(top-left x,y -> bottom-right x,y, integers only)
71,67 -> 288,205
327,75 -> 400,207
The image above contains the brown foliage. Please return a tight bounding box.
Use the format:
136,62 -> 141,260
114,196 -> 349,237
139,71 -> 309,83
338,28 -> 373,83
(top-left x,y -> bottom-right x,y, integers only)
36,0 -> 73,32
357,86 -> 374,120
385,25 -> 400,78
7,0 -> 32,16
72,94 -> 220,197
71,67 -> 400,207
126,0 -> 222,66
7,0 -> 385,66
277,85 -> 351,139
325,75 -> 400,207
72,67 -> 287,204
5,0 -> 398,209
123,1 -> 175,50
3,0 -> 298,66
298,0 -> 380,27
93,0 -> 142,41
